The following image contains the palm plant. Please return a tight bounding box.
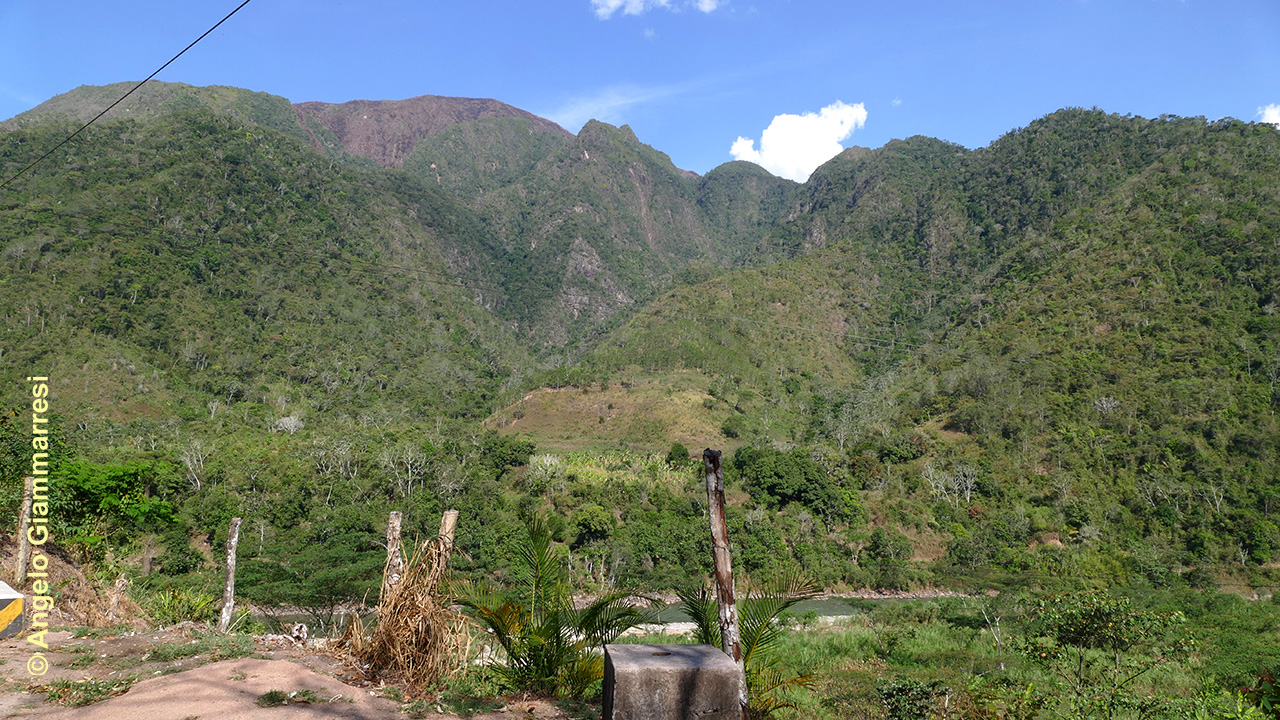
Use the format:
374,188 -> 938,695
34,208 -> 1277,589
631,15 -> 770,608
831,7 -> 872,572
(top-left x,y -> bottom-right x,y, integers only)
676,575 -> 820,716
457,516 -> 655,699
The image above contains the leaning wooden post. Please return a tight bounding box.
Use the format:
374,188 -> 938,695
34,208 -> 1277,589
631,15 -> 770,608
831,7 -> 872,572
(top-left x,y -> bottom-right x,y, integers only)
14,476 -> 33,585
438,509 -> 459,552
704,448 -> 748,719
416,509 -> 460,592
436,509 -> 459,574
217,517 -> 242,633
381,511 -> 404,604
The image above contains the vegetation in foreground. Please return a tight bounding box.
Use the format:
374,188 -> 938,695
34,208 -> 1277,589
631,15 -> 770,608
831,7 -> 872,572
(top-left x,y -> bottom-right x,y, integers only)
550,586 -> 1280,719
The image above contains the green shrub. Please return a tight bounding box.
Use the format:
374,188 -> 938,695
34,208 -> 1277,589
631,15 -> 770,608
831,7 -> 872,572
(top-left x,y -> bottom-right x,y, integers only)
878,677 -> 945,720
665,442 -> 692,468
458,516 -> 654,699
1243,667 -> 1280,718
140,587 -> 217,626
678,574 -> 819,716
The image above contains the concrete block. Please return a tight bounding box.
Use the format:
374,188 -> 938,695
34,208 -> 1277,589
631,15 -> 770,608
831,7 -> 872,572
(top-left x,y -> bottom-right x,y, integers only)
0,582 -> 23,639
603,644 -> 742,720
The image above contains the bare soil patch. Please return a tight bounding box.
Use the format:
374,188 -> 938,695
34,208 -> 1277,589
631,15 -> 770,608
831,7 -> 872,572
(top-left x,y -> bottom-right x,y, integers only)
0,627 -> 584,720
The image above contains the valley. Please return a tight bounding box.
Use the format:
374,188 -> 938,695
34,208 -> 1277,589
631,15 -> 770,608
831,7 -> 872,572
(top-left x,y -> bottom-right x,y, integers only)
1,81 -> 1279,717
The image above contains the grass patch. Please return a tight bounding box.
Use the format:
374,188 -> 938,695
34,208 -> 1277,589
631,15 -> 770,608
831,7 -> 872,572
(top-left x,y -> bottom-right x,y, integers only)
147,633 -> 256,663
554,698 -> 602,719
485,371 -> 743,454
62,653 -> 99,669
612,631 -> 696,645
255,689 -> 325,707
39,678 -> 134,706
140,588 -> 218,626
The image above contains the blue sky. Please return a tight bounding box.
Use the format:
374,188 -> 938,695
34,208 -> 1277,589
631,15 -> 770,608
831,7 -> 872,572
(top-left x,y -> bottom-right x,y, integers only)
1,0 -> 1278,179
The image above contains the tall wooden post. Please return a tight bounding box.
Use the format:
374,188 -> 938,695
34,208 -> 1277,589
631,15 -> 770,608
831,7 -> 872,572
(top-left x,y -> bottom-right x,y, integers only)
438,509 -> 459,552
381,511 -> 404,603
217,517 -> 242,633
703,448 -> 748,719
426,510 -> 460,582
13,476 -> 33,585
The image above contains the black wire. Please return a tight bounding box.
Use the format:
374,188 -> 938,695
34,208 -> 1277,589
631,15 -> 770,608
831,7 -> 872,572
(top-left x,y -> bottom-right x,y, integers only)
0,0 -> 255,191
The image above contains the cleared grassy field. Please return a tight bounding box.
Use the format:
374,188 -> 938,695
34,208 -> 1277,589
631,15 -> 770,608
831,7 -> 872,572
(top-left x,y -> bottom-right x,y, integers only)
485,370 -> 750,454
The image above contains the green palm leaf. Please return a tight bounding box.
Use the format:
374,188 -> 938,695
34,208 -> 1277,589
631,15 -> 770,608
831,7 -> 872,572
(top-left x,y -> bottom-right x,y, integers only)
678,574 -> 819,716
458,516 -> 654,698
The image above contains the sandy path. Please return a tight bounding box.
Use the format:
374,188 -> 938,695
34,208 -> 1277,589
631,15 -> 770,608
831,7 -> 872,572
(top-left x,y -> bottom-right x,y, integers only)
0,630 -> 581,720
31,657 -> 404,720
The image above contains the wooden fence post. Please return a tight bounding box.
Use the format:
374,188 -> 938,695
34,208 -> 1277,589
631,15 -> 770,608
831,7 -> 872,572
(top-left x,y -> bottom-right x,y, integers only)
703,448 -> 748,719
381,511 -> 404,604
438,509 -> 459,552
217,517 -> 242,633
14,476 -> 33,586
429,509 -> 460,581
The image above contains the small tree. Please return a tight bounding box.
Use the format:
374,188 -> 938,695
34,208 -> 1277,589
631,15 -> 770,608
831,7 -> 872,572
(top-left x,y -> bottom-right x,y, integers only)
665,441 -> 692,468
274,415 -> 304,435
1017,591 -> 1193,720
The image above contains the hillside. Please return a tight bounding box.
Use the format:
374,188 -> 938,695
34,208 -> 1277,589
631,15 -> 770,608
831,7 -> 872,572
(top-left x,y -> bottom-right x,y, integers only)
1,85 -> 1278,614
396,116 -> 795,353
554,110 -> 1280,586
0,105 -> 533,423
2,82 -> 794,356
0,82 -> 312,144
291,94 -> 573,167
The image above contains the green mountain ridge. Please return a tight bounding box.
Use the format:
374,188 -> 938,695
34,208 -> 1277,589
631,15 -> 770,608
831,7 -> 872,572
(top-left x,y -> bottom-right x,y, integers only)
564,110 -> 1280,586
2,84 -> 1279,604
3,82 -> 785,355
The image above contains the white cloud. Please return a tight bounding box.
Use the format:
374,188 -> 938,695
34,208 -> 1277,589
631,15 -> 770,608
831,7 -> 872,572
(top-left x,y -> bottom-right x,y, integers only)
591,0 -> 721,18
729,101 -> 868,182
591,0 -> 669,19
1260,103 -> 1280,127
0,84 -> 40,110
544,84 -> 682,131
891,97 -> 902,107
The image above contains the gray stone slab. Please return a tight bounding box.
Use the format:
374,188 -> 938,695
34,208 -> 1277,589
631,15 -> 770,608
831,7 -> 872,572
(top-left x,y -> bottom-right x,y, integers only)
603,644 -> 742,720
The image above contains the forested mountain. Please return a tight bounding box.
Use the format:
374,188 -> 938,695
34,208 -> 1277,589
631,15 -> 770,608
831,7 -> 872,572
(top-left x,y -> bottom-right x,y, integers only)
0,101 -> 530,421
4,83 -> 783,355
577,110 -> 1280,586
2,84 -> 1278,610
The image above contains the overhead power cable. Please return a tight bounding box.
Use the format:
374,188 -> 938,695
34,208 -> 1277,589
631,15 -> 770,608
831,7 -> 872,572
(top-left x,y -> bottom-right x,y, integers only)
0,0 -> 254,191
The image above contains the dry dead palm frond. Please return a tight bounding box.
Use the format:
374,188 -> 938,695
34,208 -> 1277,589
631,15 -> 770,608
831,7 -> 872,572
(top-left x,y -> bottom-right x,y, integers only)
338,533 -> 471,694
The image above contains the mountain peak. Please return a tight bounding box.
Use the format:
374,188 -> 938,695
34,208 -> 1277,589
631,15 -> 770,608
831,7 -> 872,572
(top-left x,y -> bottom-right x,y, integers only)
291,94 -> 572,167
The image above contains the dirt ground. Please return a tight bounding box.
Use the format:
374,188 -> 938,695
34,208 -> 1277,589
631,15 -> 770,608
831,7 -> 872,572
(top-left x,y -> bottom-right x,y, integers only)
0,627 -> 585,720
0,538 -> 591,719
